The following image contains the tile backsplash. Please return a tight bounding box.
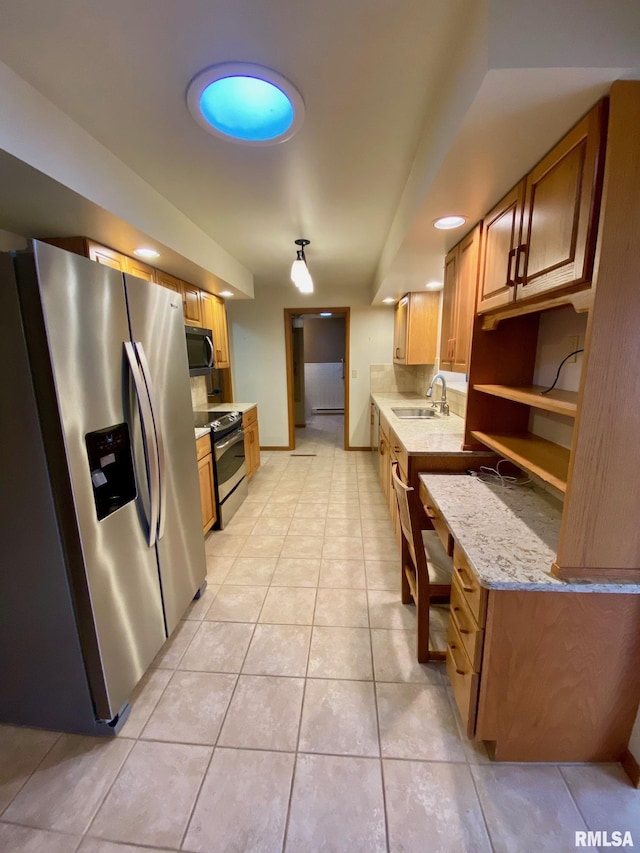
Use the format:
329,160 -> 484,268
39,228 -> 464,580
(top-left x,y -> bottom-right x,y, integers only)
369,364 -> 467,418
190,376 -> 208,409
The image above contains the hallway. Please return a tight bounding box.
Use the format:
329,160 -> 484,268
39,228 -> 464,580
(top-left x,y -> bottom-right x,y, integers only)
0,419 -> 638,851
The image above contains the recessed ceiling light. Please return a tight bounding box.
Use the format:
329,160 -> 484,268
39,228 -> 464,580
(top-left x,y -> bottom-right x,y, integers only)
320,312 -> 332,317
425,281 -> 443,291
433,215 -> 466,230
382,297 -> 396,304
133,247 -> 160,259
220,291 -> 233,297
186,63 -> 305,145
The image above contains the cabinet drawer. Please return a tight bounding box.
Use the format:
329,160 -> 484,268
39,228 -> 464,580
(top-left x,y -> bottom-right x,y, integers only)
452,544 -> 487,626
196,434 -> 211,461
389,433 -> 408,481
419,484 -> 453,555
450,578 -> 484,670
243,407 -> 257,428
446,617 -> 479,738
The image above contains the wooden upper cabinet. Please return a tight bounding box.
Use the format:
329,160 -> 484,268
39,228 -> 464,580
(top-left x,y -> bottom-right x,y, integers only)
440,226 -> 481,373
180,280 -> 202,327
86,240 -> 128,271
477,181 -> 524,313
155,270 -> 181,294
516,100 -> 606,303
393,292 -> 439,365
211,296 -> 230,369
124,256 -> 156,282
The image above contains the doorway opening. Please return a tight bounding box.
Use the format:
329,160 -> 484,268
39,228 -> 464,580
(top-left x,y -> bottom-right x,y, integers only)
284,307 -> 350,451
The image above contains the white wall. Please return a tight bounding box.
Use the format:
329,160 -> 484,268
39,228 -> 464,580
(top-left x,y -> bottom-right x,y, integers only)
227,285 -> 394,447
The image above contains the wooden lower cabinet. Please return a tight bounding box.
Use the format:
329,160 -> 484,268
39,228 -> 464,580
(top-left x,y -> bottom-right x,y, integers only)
196,435 -> 216,533
243,407 -> 260,479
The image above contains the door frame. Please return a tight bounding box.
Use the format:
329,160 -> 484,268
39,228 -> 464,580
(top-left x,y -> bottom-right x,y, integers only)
284,307 -> 350,451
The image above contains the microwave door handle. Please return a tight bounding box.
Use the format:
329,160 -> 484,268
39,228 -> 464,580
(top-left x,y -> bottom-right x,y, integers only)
205,335 -> 214,368
134,342 -> 167,541
124,342 -> 160,547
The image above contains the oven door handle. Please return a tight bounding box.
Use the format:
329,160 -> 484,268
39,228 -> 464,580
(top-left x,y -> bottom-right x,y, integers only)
215,429 -> 245,453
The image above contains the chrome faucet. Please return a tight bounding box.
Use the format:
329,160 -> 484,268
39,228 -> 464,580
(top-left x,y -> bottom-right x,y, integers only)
426,373 -> 449,415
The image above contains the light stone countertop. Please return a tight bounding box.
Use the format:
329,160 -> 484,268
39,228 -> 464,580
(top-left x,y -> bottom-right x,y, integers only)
193,402 -> 257,440
420,473 -> 640,594
371,392 -> 487,456
194,427 -> 210,439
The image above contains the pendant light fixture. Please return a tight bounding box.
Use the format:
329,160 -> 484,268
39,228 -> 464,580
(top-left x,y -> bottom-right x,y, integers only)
291,238 -> 313,293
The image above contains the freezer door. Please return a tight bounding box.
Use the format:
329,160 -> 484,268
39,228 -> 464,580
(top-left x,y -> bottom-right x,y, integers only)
31,242 -> 167,719
125,274 -> 206,633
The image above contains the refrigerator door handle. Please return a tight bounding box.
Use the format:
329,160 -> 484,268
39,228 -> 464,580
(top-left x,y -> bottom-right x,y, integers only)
204,335 -> 215,368
124,342 -> 160,547
134,341 -> 167,541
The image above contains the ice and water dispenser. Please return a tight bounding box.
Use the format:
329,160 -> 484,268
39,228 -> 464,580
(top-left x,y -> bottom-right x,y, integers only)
85,424 -> 137,520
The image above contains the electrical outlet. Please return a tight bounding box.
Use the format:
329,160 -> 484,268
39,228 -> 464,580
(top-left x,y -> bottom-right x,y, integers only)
351,369 -> 358,379
567,335 -> 582,362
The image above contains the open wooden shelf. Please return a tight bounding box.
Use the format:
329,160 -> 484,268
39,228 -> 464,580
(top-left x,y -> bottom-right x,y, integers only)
470,430 -> 570,493
473,385 -> 578,418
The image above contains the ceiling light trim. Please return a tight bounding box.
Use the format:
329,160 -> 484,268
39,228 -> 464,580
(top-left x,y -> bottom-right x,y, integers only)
433,215 -> 467,230
186,62 -> 305,146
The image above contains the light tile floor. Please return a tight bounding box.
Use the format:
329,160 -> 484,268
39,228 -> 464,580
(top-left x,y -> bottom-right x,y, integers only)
1,415 -> 639,852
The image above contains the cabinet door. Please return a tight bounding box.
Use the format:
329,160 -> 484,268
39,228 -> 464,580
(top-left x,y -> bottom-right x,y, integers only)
453,226 -> 481,372
200,291 -> 215,334
155,270 -> 181,294
405,292 -> 439,365
439,247 -> 458,370
516,101 -> 606,303
477,181 -> 524,313
393,296 -> 409,362
181,281 -> 202,326
87,241 -> 127,272
198,453 -> 216,533
211,296 -> 231,369
125,256 -> 156,283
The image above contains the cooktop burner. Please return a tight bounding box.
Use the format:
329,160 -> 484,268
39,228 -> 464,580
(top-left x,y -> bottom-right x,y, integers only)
193,410 -> 242,434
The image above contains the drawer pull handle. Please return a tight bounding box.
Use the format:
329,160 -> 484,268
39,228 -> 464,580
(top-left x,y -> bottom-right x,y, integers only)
424,504 -> 437,519
448,642 -> 468,676
452,605 -> 470,633
455,565 -> 474,593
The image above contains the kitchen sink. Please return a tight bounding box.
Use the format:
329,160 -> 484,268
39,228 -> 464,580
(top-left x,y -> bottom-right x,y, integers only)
391,407 -> 438,419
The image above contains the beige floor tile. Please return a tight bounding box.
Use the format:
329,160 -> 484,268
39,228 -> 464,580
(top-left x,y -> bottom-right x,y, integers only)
119,668 -> 172,738
205,555 -> 235,584
249,515 -> 292,536
314,588 -> 369,627
560,763 -> 640,837
205,534 -> 247,556
429,603 -> 451,633
4,734 -> 134,834
299,679 -> 379,757
383,759 -> 492,853
219,516 -> 257,535
183,585 -> 219,621
183,748 -> 294,853
271,557 -> 321,587
376,683 -> 466,761
178,621 -> 254,673
203,585 -> 267,622
361,519 -> 394,539
319,558 -> 366,589
232,499 -> 265,518
363,536 -> 400,561
297,491 -> 330,504
471,764 -> 588,853
223,555 -> 277,586
361,503 -> 390,519
78,839 -> 169,853
307,626 -> 373,680
293,502 -> 329,518
371,629 -> 443,684
326,502 -> 361,518
151,619 -> 200,669
89,741 -> 211,849
259,587 -> 317,625
368,589 -> 416,629
444,686 -> 492,764
0,726 -> 60,813
286,754 -> 386,852
325,516 -> 363,537
242,624 -> 311,676
218,675 -> 304,751
141,671 -> 236,745
322,537 -> 364,561
365,559 -> 400,590
238,535 -> 285,558
0,823 -> 81,853
287,517 -> 327,536
280,535 -> 325,560
260,502 -> 297,518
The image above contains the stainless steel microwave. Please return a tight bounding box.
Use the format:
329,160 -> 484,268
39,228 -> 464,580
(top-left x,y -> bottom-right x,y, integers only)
185,325 -> 215,376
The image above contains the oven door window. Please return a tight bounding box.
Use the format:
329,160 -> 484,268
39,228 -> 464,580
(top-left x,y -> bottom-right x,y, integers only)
214,429 -> 246,501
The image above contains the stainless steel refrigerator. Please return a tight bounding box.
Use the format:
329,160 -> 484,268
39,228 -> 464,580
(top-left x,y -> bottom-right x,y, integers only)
0,241 -> 206,735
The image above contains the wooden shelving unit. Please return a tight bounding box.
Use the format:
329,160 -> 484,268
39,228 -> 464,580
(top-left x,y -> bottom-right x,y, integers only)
469,431 -> 570,493
473,385 -> 578,418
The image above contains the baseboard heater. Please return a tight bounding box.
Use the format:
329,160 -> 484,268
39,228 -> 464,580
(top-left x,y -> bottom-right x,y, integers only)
313,406 -> 344,414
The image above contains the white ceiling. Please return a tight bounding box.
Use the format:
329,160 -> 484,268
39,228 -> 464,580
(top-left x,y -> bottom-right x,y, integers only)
0,0 -> 638,301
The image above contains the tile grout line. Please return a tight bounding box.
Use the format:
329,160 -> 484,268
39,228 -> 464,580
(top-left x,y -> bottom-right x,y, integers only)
0,730 -> 63,820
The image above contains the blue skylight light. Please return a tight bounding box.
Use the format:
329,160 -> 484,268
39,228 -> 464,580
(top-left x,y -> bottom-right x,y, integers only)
199,76 -> 294,142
